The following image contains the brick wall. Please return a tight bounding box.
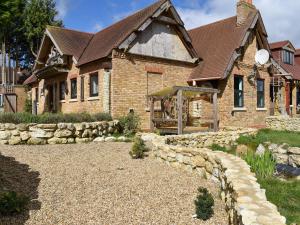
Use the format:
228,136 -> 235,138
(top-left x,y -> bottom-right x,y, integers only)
111,50 -> 195,129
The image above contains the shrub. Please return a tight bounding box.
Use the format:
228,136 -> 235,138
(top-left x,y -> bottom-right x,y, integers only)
243,151 -> 276,179
0,191 -> 29,216
129,136 -> 147,159
93,113 -> 112,122
194,187 -> 214,220
119,113 -> 141,136
211,144 -> 227,152
24,98 -> 32,113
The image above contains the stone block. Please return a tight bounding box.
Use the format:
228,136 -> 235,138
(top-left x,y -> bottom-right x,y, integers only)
8,136 -> 22,145
37,124 -> 57,130
67,138 -> 75,144
30,128 -> 53,138
75,138 -> 91,143
11,130 -> 20,136
289,155 -> 300,167
288,147 -> 300,155
20,132 -> 30,141
191,155 -> 206,167
94,137 -> 105,142
17,123 -> 28,131
0,131 -> 11,140
48,137 -> 68,145
54,129 -> 73,138
27,137 -> 46,145
82,129 -> 93,138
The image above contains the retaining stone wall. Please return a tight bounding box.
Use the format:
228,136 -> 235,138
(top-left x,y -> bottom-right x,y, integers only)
266,116 -> 300,132
0,121 -> 120,145
142,133 -> 286,225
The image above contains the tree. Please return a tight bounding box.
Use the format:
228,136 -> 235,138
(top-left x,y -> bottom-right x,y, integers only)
24,0 -> 63,61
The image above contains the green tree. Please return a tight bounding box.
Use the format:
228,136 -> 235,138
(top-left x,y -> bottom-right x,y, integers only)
24,0 -> 63,61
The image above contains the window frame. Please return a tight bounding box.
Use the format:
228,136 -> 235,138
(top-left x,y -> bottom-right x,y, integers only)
70,78 -> 78,99
257,79 -> 265,108
59,81 -> 66,100
234,75 -> 244,108
282,50 -> 294,65
89,72 -> 99,97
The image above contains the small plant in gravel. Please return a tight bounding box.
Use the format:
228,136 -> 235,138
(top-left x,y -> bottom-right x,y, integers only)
0,191 -> 29,216
129,136 -> 147,159
194,187 -> 214,221
210,144 -> 227,152
119,113 -> 141,136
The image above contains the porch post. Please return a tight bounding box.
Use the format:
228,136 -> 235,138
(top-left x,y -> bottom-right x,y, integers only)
150,97 -> 155,132
213,92 -> 218,132
177,90 -> 183,135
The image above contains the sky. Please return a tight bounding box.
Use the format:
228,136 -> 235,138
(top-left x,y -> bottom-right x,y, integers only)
55,0 -> 300,47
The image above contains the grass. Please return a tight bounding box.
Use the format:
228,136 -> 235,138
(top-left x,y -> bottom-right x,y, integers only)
237,129 -> 300,149
0,112 -> 112,124
258,178 -> 300,225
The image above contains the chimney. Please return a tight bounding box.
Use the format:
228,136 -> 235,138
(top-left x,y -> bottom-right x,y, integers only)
237,0 -> 256,26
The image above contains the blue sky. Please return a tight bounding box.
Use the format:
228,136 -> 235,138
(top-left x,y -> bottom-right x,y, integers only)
55,0 -> 300,46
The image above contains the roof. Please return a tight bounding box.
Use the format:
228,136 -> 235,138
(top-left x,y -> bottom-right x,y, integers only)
296,49 -> 300,56
47,26 -> 93,61
188,12 -> 257,81
77,0 -> 167,66
269,40 -> 293,50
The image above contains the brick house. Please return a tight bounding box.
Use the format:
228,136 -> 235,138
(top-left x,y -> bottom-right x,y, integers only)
270,41 -> 300,116
25,0 -> 285,129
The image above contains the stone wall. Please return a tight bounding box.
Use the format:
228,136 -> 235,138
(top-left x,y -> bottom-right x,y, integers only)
266,116 -> 300,132
166,127 -> 257,148
142,133 -> 286,225
0,121 -> 121,145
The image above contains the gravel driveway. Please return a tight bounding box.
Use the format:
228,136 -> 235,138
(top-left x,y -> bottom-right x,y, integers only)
0,143 -> 227,225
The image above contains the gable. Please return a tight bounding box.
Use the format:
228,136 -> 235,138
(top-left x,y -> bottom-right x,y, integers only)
129,21 -> 193,62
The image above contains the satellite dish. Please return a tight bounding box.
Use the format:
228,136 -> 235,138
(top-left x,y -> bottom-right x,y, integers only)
255,49 -> 270,65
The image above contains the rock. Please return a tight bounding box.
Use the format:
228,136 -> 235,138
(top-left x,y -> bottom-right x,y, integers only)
67,138 -> 75,144
67,124 -> 75,131
75,138 -> 91,143
17,123 -> 29,131
268,143 -> 278,151
191,155 -> 206,167
74,123 -> 85,131
11,130 -> 20,136
256,144 -> 266,156
37,124 -> 57,130
30,128 -> 53,138
117,136 -> 127,142
274,146 -> 288,154
20,132 -> 30,141
75,130 -> 82,137
205,161 -> 213,174
54,129 -> 73,138
105,137 -> 116,142
273,153 -> 289,164
93,137 -> 105,142
57,123 -> 67,129
27,137 -> 46,145
0,131 -> 10,140
289,155 -> 300,167
8,136 -> 21,145
48,137 -> 68,145
5,123 -> 16,130
82,129 -> 93,138
0,140 -> 8,145
92,129 -> 98,136
288,147 -> 300,155
236,144 -> 248,156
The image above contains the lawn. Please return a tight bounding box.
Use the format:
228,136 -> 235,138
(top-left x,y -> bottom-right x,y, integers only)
259,178 -> 300,225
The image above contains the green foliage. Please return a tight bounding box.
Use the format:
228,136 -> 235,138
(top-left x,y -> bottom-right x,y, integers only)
258,178 -> 300,225
243,151 -> 276,179
211,144 -> 227,152
24,98 -> 32,113
0,191 -> 29,216
119,113 -> 141,136
194,187 -> 214,220
0,112 -> 112,124
129,137 -> 147,159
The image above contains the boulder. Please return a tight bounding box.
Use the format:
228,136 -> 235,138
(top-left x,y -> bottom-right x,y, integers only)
11,129 -> 20,136
74,123 -> 85,131
17,123 -> 29,131
5,123 -> 16,130
54,129 -> 73,138
192,155 -> 206,167
8,136 -> 22,145
105,137 -> 117,142
82,129 -> 93,138
273,153 -> 289,164
37,124 -> 57,130
67,138 -> 75,144
48,137 -> 68,145
75,138 -> 91,143
57,123 -> 67,129
288,147 -> 300,155
117,136 -> 128,142
93,137 -> 105,142
0,140 -> 8,145
27,137 -> 46,145
256,144 -> 266,156
67,123 -> 75,131
0,131 -> 11,140
236,144 -> 248,156
289,155 -> 300,167
30,128 -> 53,138
20,132 -> 31,141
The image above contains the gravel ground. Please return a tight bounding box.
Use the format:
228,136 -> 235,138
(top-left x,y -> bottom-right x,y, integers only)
0,143 -> 227,225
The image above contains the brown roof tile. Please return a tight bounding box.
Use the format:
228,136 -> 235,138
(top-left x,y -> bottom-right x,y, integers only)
78,0 -> 167,66
188,13 -> 256,81
269,40 -> 290,50
47,26 -> 94,61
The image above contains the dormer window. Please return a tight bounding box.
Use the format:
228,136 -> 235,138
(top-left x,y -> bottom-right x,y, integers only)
282,50 -> 294,65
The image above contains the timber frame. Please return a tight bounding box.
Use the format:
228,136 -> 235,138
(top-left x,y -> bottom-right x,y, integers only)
148,86 -> 220,135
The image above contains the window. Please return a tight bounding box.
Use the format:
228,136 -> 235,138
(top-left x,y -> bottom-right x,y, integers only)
234,75 -> 244,108
90,73 -> 99,97
0,94 -> 3,107
70,78 -> 77,99
59,81 -> 66,100
257,79 -> 265,108
282,50 -> 294,65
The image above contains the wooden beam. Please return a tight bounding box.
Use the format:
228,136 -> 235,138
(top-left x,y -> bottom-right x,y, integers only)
177,89 -> 183,135
212,92 -> 218,132
173,86 -> 220,94
118,33 -> 137,49
150,98 -> 155,132
156,16 -> 178,25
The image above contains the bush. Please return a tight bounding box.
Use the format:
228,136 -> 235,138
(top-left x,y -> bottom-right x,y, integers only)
211,144 -> 227,152
0,112 -> 112,124
24,98 -> 32,113
119,113 -> 141,136
243,151 -> 276,179
0,191 -> 29,216
129,137 -> 147,159
194,187 -> 214,220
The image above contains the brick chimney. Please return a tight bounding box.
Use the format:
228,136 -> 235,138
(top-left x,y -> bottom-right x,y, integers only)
237,0 -> 256,26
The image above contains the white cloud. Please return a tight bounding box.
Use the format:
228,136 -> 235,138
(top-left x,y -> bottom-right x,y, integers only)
177,0 -> 300,47
92,23 -> 104,32
56,0 -> 70,19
